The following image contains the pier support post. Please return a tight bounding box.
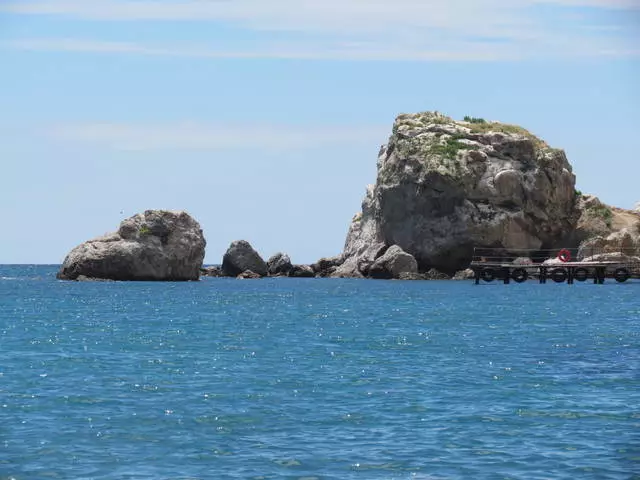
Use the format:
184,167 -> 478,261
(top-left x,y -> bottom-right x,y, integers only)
568,267 -> 574,285
474,269 -> 480,285
539,267 -> 547,284
502,267 -> 510,284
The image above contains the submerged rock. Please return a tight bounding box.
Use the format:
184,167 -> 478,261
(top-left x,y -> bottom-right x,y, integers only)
57,210 -> 206,281
222,240 -> 267,277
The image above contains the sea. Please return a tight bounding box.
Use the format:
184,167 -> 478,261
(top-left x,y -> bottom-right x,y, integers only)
1,265 -> 638,480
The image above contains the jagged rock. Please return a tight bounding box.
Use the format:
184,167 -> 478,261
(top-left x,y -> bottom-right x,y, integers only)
201,266 -> 223,277
397,272 -> 427,280
369,245 -> 418,279
340,111 -> 578,273
581,252 -> 640,263
289,265 -> 315,278
237,270 -> 262,279
424,268 -> 450,280
312,255 -> 344,277
76,275 -> 115,282
577,228 -> 639,260
222,240 -> 267,277
453,268 -> 475,280
57,210 -> 206,281
330,257 -> 365,278
267,253 -> 293,276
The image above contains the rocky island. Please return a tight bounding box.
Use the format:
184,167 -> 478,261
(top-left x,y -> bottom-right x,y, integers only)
57,210 -> 206,281
333,111 -> 640,278
57,111 -> 640,281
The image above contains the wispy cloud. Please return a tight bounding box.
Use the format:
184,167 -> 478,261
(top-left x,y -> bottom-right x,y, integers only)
47,122 -> 390,151
2,0 -> 638,60
5,38 -> 523,61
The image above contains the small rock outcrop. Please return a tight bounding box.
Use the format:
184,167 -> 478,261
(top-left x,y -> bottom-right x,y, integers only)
453,268 -> 475,280
312,255 -> 344,277
340,111 -> 578,274
424,269 -> 450,280
369,245 -> 418,279
237,270 -> 262,279
267,253 -> 293,276
289,265 -> 315,278
57,210 -> 206,281
222,240 -> 267,277
201,266 -> 224,277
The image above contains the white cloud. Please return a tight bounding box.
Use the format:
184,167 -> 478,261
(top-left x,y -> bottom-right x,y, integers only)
2,0 -> 638,60
47,122 -> 390,151
5,37 -> 523,61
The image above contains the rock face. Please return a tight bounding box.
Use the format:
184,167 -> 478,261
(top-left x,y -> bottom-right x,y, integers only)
341,111 -> 578,273
222,240 -> 267,277
57,210 -> 206,281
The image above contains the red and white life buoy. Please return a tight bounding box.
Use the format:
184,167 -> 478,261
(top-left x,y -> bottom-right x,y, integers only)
557,249 -> 571,263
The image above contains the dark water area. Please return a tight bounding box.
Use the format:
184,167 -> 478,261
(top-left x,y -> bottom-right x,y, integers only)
1,265 -> 639,479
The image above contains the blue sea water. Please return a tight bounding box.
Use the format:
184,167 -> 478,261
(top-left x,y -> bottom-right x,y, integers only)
1,265 -> 639,480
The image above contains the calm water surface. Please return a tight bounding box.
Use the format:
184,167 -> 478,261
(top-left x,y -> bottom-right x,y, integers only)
1,265 -> 639,479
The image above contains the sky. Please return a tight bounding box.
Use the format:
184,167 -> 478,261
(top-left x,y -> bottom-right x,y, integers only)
0,0 -> 639,265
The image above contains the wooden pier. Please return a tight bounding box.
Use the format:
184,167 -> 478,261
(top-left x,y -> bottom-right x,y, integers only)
469,247 -> 640,285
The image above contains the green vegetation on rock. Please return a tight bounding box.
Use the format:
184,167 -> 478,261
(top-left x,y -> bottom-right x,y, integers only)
463,116 -> 487,124
586,204 -> 613,228
429,135 -> 479,159
139,225 -> 151,236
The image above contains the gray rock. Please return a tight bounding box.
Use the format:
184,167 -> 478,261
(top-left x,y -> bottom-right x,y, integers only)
424,268 -> 450,280
237,270 -> 262,279
57,210 -> 206,281
397,272 -> 427,280
453,268 -> 475,280
340,111 -> 578,272
369,245 -> 418,279
289,265 -> 315,278
312,255 -> 344,277
267,252 -> 293,276
201,266 -> 224,277
222,240 -> 267,277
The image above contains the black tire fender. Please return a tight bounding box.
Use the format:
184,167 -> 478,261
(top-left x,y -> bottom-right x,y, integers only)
614,267 -> 630,283
574,267 -> 589,282
481,268 -> 495,282
551,268 -> 568,283
511,268 -> 528,283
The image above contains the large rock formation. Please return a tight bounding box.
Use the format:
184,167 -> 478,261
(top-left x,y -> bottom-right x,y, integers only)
222,240 -> 268,277
339,112 -> 579,274
57,210 -> 206,281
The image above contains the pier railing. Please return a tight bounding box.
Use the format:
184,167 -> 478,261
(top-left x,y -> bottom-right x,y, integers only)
470,246 -> 640,284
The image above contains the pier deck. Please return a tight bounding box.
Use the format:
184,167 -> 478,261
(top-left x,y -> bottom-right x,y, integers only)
470,247 -> 639,284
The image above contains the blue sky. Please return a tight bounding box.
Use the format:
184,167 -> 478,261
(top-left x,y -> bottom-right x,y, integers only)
0,0 -> 639,265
